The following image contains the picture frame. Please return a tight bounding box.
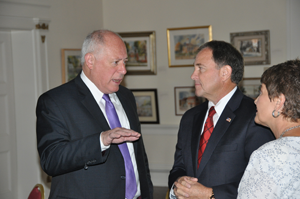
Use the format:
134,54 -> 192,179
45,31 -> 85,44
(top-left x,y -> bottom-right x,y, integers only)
118,31 -> 156,75
167,26 -> 212,67
61,49 -> 81,83
130,89 -> 159,124
230,30 -> 270,66
238,78 -> 261,99
174,86 -> 206,116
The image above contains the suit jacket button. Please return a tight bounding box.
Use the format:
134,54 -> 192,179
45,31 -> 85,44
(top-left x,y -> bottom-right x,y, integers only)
121,175 -> 126,180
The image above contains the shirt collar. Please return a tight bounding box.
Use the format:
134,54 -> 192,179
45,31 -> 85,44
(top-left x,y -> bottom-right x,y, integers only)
208,86 -> 237,116
80,71 -> 119,104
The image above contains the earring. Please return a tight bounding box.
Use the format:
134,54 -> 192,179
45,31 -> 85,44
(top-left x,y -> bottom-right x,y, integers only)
272,110 -> 280,118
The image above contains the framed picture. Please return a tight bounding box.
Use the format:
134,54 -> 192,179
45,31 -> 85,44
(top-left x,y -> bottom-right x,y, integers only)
167,26 -> 212,67
230,30 -> 270,65
238,78 -> 261,99
118,31 -> 156,75
61,49 -> 81,83
130,89 -> 159,124
174,87 -> 206,116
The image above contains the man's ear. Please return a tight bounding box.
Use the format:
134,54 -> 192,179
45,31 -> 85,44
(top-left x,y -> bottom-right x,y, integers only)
220,65 -> 232,81
85,53 -> 95,69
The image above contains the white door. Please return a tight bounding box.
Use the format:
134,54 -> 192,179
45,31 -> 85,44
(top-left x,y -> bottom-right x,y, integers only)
0,31 -> 18,199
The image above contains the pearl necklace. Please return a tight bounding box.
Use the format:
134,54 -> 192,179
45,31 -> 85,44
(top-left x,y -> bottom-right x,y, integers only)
279,124 -> 300,138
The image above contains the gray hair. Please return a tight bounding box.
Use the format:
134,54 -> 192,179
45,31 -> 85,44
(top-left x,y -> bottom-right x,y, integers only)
81,30 -> 122,65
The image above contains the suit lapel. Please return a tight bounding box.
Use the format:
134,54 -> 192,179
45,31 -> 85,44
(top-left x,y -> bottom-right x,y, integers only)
75,77 -> 138,137
117,89 -> 139,132
74,75 -> 110,131
197,89 -> 244,176
116,87 -> 141,153
191,102 -> 208,175
75,76 -> 142,161
197,108 -> 236,175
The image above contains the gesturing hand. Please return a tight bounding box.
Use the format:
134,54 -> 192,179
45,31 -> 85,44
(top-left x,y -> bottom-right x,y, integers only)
101,127 -> 140,146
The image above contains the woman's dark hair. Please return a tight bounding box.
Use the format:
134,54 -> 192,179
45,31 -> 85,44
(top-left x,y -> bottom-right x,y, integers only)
261,59 -> 300,122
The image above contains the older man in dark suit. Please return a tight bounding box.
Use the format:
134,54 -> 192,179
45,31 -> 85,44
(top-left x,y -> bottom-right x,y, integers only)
36,30 -> 153,199
168,40 -> 274,199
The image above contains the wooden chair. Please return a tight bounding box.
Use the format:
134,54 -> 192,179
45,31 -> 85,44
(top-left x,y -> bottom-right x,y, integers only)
28,184 -> 44,199
165,189 -> 169,199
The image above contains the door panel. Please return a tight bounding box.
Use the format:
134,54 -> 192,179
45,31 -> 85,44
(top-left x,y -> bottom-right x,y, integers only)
0,31 -> 17,199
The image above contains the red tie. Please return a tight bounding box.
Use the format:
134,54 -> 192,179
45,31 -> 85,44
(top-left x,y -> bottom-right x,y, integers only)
197,106 -> 216,169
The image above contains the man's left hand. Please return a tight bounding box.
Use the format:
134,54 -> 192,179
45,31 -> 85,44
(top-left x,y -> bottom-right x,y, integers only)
175,177 -> 212,199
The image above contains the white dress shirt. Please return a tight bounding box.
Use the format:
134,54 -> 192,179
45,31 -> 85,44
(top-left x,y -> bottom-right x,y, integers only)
80,71 -> 141,199
201,86 -> 237,134
169,86 -> 237,198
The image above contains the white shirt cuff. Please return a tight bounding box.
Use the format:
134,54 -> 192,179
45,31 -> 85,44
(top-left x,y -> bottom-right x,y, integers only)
100,132 -> 110,151
169,184 -> 177,199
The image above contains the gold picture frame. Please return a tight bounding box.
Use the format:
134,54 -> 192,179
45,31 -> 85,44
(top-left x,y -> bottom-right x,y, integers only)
238,78 -> 261,99
167,26 -> 212,67
230,30 -> 270,66
130,89 -> 159,124
118,31 -> 156,75
61,49 -> 81,83
174,86 -> 206,116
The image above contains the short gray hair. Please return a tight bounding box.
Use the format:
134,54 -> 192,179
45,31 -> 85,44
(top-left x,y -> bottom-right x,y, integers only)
81,30 -> 122,65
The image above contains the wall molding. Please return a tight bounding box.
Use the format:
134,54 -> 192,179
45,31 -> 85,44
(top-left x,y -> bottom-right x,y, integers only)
0,0 -> 50,7
0,1 -> 50,30
141,124 -> 179,135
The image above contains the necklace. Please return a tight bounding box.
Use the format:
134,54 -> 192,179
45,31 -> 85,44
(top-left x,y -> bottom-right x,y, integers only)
279,124 -> 300,138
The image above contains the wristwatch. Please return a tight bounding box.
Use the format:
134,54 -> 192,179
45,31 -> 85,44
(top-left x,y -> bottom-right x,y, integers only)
209,189 -> 215,199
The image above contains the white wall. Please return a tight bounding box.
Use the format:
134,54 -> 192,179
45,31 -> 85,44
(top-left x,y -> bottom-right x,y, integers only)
1,0 -> 299,197
103,0 -> 287,126
1,0 -> 104,198
102,0 -> 290,187
287,0 -> 300,60
39,0 -> 104,196
47,0 -> 104,89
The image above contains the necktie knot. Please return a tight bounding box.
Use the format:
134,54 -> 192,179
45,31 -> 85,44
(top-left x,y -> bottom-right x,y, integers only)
208,106 -> 216,117
102,94 -> 111,102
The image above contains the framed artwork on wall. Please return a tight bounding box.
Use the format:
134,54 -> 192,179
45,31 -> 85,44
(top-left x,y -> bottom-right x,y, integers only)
118,31 -> 156,75
61,49 -> 81,83
167,26 -> 212,67
174,86 -> 206,116
238,78 -> 261,99
230,30 -> 270,66
130,89 -> 159,124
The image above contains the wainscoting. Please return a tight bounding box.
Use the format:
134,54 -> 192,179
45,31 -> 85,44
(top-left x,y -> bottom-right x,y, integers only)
141,124 -> 179,187
154,186 -> 169,199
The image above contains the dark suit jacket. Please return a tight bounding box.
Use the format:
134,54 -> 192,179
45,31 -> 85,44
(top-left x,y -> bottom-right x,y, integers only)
168,89 -> 274,199
36,75 -> 153,199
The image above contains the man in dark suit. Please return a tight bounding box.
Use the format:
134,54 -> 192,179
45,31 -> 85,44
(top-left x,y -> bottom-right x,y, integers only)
36,30 -> 153,199
168,40 -> 274,199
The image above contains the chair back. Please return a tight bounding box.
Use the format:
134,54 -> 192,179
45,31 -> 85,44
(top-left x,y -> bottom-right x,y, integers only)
165,189 -> 169,199
28,184 -> 44,199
